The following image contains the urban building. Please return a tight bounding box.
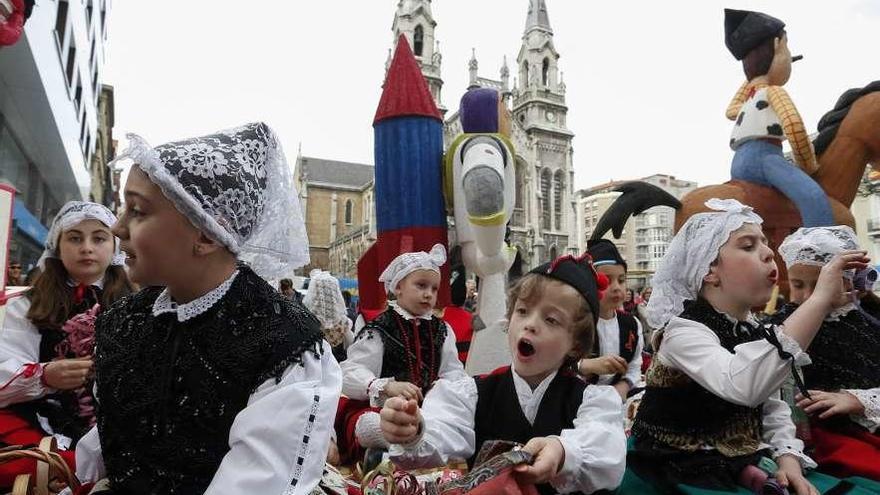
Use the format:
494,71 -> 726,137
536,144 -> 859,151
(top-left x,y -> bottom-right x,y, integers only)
0,0 -> 111,267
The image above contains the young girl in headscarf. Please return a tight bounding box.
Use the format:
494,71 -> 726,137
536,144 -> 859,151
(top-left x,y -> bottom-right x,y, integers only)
0,201 -> 132,486
74,122 -> 341,495
303,270 -> 354,363
335,244 -> 466,463
623,199 -> 868,495
771,226 -> 880,482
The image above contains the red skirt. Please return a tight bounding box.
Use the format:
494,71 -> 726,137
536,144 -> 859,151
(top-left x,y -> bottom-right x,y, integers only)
0,409 -> 76,486
334,397 -> 380,465
811,423 -> 880,481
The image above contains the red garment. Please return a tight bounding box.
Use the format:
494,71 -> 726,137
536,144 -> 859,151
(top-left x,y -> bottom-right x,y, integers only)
810,423 -> 880,481
0,410 -> 76,487
442,306 -> 473,364
334,397 -> 380,465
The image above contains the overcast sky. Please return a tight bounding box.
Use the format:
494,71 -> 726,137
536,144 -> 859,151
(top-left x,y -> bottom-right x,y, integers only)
102,1 -> 880,191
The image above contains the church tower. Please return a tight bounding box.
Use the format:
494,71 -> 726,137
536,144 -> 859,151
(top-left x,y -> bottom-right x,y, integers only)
513,0 -> 574,258
390,0 -> 445,113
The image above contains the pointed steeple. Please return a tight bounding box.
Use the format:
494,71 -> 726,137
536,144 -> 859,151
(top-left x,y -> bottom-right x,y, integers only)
525,0 -> 552,35
468,48 -> 479,88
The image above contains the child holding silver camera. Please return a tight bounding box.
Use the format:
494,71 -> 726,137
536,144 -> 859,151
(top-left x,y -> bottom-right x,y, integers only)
770,226 -> 880,481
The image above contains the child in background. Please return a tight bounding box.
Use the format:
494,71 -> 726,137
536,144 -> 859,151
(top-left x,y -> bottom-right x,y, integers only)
578,239 -> 643,402
0,201 -> 131,486
771,226 -> 880,482
336,244 -> 465,461
380,252 -> 626,494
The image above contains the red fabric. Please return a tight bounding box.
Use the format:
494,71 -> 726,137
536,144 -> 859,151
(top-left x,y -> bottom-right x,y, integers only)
333,397 -> 379,465
810,423 -> 880,480
442,306 -> 473,364
373,35 -> 442,124
0,0 -> 25,46
0,410 -> 76,486
359,308 -> 385,323
641,351 -> 652,374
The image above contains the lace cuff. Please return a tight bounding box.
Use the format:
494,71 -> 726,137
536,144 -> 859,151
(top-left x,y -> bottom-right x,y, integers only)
845,389 -> 880,433
771,448 -> 817,471
773,326 -> 811,367
368,377 -> 394,408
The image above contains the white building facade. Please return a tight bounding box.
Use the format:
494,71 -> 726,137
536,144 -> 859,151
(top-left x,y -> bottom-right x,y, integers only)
0,0 -> 111,267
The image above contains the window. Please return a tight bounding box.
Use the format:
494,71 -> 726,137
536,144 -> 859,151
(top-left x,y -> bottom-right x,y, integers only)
74,79 -> 83,112
55,0 -> 69,45
542,58 -> 549,86
413,25 -> 424,57
65,43 -> 77,87
540,169 -> 551,230
344,199 -> 353,225
86,2 -> 93,31
549,245 -> 558,263
522,61 -> 529,88
553,170 -> 564,230
514,159 -> 525,210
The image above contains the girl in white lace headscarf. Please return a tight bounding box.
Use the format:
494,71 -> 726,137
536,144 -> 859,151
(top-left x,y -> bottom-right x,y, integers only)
629,199 -> 868,494
303,270 -> 353,362
770,227 -> 880,478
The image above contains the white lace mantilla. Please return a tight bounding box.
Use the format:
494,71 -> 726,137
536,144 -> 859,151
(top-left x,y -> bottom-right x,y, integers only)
152,270 -> 239,322
779,226 -> 859,270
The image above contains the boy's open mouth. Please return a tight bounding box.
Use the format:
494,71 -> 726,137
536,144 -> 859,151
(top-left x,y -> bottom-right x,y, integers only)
518,338 -> 536,357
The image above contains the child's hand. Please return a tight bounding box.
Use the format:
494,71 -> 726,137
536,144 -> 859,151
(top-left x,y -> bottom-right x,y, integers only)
42,357 -> 94,391
514,437 -> 565,485
811,251 -> 869,310
578,356 -> 627,376
384,381 -> 424,402
775,455 -> 819,495
380,397 -> 422,445
796,390 -> 865,419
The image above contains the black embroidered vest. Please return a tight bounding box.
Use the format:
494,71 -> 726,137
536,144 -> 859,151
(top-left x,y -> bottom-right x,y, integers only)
359,308 -> 446,394
94,266 -> 324,494
7,287 -> 102,444
770,303 -> 880,391
631,298 -> 765,457
472,367 -> 586,495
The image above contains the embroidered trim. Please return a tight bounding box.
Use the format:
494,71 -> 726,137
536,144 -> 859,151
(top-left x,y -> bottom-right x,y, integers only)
285,393 -> 321,494
847,388 -> 880,432
152,270 -> 239,322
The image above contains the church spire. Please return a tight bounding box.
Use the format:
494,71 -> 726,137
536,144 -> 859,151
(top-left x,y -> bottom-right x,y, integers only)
524,0 -> 552,35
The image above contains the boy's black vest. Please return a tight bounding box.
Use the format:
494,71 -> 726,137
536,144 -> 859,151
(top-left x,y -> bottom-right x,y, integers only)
631,298 -> 765,457
358,308 -> 447,393
472,367 -> 587,495
94,266 -> 324,495
588,312 -> 639,385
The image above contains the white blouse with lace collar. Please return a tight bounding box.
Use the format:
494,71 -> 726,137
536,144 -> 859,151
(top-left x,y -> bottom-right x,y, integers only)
152,270 -> 239,322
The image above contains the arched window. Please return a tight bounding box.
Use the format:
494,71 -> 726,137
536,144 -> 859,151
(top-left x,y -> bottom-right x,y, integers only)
540,169 -> 552,230
542,58 -> 550,87
549,245 -> 558,263
553,170 -> 564,230
413,25 -> 424,57
522,61 -> 530,88
514,158 -> 525,211
344,199 -> 353,225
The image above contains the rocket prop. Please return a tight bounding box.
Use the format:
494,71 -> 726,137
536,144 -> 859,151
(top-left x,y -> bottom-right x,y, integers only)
357,36 -> 450,310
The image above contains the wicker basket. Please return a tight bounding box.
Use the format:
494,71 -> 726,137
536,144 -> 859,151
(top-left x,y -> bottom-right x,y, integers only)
0,437 -> 80,495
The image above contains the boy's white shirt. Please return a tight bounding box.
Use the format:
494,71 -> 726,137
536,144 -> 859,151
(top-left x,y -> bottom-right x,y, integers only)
387,365 -> 626,494
73,271 -> 343,495
656,312 -> 817,468
596,314 -> 644,387
340,301 -> 466,406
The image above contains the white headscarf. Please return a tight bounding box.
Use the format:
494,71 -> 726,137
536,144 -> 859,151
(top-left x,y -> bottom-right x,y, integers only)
646,198 -> 764,329
302,270 -> 349,330
110,122 -> 309,280
38,201 -> 125,269
779,226 -> 859,274
379,244 -> 447,294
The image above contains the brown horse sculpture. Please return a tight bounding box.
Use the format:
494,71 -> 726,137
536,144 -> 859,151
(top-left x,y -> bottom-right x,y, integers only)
677,82 -> 880,289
